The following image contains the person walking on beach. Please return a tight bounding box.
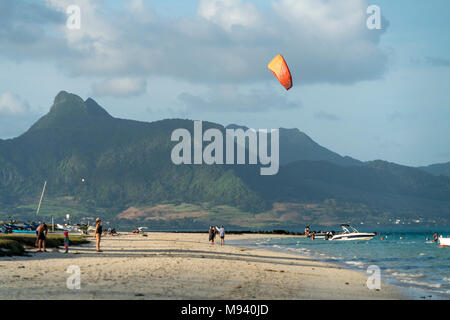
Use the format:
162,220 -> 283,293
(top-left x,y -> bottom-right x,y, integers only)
209,226 -> 216,245
94,218 -> 103,252
36,223 -> 48,253
216,225 -> 225,245
63,231 -> 70,253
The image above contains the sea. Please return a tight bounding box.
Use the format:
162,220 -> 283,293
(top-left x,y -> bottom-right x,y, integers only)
228,227 -> 450,299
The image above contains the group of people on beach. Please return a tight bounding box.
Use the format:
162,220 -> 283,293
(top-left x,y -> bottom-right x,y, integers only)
209,225 -> 225,245
35,223 -> 70,253
34,217 -> 103,253
35,218 -> 225,254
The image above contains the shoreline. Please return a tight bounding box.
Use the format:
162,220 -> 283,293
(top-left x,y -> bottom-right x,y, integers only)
227,237 -> 424,300
0,232 -> 406,300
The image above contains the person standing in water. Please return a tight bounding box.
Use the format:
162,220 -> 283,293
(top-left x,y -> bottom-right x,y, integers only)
432,233 -> 439,243
94,218 -> 103,252
216,225 -> 225,245
305,226 -> 310,237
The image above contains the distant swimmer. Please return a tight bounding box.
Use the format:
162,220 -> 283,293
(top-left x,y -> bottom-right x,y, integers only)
305,226 -> 310,237
432,233 -> 439,243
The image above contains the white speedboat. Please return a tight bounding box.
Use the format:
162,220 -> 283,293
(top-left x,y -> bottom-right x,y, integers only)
439,236 -> 450,247
327,224 -> 376,241
56,223 -> 84,233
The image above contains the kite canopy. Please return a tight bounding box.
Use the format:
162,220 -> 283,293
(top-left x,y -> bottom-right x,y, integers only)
267,54 -> 292,90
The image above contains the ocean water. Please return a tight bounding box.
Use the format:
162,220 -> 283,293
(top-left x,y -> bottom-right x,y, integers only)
228,228 -> 450,299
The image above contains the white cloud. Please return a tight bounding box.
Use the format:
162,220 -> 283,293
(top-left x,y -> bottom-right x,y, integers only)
1,0 -> 389,86
197,0 -> 263,31
91,77 -> 147,97
0,92 -> 30,116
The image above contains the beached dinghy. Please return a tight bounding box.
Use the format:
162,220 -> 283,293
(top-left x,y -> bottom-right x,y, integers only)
439,236 -> 450,247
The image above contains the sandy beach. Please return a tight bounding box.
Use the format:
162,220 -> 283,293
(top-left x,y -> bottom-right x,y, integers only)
0,233 -> 406,299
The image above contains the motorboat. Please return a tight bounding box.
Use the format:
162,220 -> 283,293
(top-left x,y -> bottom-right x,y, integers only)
439,236 -> 450,247
56,223 -> 87,234
326,224 -> 376,241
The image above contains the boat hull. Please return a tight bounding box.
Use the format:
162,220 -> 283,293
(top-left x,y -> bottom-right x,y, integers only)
331,234 -> 375,241
439,237 -> 450,247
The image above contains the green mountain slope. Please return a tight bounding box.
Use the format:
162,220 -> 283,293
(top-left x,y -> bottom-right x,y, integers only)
418,161 -> 450,177
0,92 -> 266,214
0,91 -> 449,227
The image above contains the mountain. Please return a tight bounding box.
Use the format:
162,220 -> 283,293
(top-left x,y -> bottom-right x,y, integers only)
0,91 -> 265,213
0,91 -> 449,228
28,91 -> 113,132
236,159 -> 450,223
418,161 -> 450,177
226,124 -> 362,167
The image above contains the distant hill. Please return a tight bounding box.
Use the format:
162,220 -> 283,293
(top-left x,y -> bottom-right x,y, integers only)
226,124 -> 362,167
418,162 -> 450,177
237,159 -> 450,221
0,91 -> 449,227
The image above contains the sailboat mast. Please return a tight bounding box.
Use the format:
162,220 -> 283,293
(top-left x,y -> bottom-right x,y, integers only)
36,180 -> 47,216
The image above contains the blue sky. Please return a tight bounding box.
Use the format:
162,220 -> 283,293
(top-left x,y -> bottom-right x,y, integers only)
0,0 -> 449,166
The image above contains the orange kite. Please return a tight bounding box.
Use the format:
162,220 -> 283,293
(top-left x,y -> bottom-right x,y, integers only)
267,54 -> 293,90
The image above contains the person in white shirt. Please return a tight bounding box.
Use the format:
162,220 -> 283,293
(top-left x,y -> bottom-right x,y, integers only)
216,225 -> 225,245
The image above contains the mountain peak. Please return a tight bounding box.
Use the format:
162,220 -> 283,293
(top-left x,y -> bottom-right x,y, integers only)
50,91 -> 86,114
85,97 -> 112,118
54,90 -> 81,102
28,91 -> 112,132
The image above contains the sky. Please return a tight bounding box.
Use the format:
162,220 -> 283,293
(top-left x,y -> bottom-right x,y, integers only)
0,0 -> 449,167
